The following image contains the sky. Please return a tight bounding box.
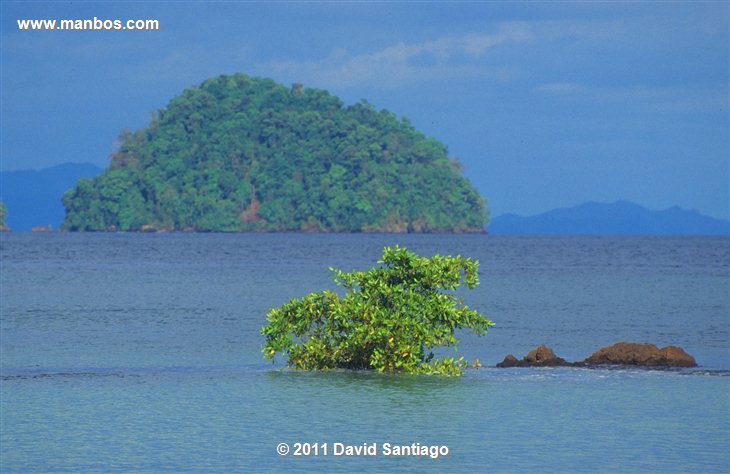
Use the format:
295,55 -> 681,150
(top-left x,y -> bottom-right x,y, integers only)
1,1 -> 728,219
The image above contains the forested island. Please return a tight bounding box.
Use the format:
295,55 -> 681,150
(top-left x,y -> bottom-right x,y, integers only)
0,202 -> 9,232
62,74 -> 488,232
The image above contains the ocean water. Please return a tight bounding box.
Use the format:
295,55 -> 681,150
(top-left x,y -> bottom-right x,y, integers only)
1,233 -> 728,472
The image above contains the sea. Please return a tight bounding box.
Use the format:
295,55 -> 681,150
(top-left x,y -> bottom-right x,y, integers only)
1,233 -> 728,473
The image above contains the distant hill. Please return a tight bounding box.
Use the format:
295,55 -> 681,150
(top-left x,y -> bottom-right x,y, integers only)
489,201 -> 730,236
62,73 -> 488,232
0,163 -> 103,231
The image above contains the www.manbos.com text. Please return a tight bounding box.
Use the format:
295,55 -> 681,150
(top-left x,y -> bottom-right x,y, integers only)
17,17 -> 160,32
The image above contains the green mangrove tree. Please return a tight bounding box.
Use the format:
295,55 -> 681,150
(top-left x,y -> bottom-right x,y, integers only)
261,246 -> 493,376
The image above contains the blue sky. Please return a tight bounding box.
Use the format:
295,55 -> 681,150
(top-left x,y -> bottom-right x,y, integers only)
1,2 -> 728,219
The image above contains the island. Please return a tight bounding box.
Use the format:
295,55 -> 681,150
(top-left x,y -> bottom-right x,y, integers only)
62,73 -> 488,233
0,163 -> 103,232
0,202 -> 9,232
489,201 -> 729,236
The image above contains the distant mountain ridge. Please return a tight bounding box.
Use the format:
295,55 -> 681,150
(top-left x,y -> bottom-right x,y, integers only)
489,201 -> 730,236
3,164 -> 728,236
1,163 -> 103,231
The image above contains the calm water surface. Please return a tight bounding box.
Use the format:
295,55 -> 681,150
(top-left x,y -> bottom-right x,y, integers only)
1,234 -> 728,472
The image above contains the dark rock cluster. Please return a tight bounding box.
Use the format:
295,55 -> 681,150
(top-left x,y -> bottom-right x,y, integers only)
496,342 -> 697,368
583,342 -> 697,367
496,345 -> 573,367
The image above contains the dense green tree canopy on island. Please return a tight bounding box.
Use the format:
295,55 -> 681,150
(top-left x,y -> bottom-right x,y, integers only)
62,73 -> 489,232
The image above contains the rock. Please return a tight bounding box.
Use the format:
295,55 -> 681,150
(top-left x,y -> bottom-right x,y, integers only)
526,345 -> 559,364
496,354 -> 520,368
583,342 -> 697,367
496,345 -> 573,367
660,346 -> 697,367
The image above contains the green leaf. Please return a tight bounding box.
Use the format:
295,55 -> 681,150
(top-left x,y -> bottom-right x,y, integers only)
260,247 -> 493,376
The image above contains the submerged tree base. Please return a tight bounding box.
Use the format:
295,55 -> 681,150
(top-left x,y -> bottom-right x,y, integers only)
261,246 -> 493,376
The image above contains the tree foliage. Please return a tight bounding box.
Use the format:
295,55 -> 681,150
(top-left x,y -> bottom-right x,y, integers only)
0,201 -> 8,231
62,73 -> 488,232
261,246 -> 493,376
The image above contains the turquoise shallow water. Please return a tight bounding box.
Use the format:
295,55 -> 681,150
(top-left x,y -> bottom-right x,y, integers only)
1,234 -> 729,472
3,368 -> 728,472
